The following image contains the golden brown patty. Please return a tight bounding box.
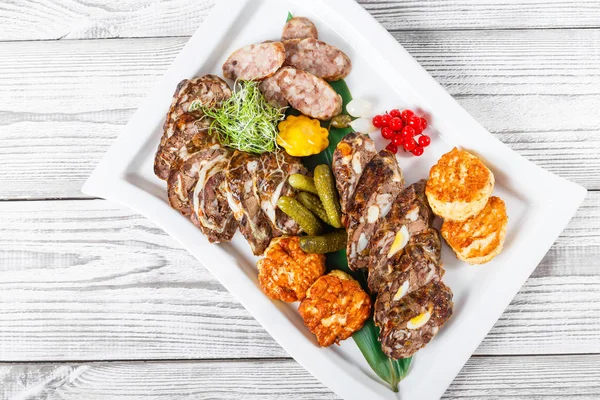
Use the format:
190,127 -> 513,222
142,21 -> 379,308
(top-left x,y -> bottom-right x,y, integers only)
298,270 -> 371,347
441,196 -> 508,264
257,236 -> 325,302
426,148 -> 494,221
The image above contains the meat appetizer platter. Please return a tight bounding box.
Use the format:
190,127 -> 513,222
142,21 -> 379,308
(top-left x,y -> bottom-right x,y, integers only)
82,0 -> 587,399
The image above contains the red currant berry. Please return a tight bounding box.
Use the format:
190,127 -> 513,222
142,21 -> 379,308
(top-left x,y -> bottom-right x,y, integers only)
403,138 -> 417,152
372,115 -> 384,128
389,109 -> 402,118
418,135 -> 431,147
381,114 -> 392,127
385,143 -> 398,154
392,134 -> 404,147
401,109 -> 414,122
401,125 -> 415,138
412,146 -> 424,156
389,117 -> 404,131
381,126 -> 394,140
420,117 -> 428,130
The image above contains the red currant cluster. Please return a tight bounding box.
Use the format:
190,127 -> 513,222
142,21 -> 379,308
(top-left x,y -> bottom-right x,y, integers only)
372,109 -> 431,156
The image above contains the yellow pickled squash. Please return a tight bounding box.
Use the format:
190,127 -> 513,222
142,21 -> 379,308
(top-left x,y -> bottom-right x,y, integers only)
277,115 -> 329,157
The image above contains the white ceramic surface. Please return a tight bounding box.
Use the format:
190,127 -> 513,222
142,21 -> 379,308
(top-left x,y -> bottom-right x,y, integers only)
82,0 -> 587,398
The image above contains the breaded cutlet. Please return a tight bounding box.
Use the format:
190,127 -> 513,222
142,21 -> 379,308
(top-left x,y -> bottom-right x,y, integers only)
441,196 -> 507,264
426,148 -> 494,221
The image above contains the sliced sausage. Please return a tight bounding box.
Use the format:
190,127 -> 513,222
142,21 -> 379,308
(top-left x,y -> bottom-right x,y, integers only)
345,149 -> 405,271
156,75 -> 231,180
154,114 -> 217,181
226,151 -> 274,255
222,42 -> 286,81
282,17 -> 318,41
188,147 -> 237,243
166,146 -> 222,216
160,75 -> 231,148
276,67 -> 342,120
283,38 -> 351,81
332,132 -> 378,219
258,69 -> 288,108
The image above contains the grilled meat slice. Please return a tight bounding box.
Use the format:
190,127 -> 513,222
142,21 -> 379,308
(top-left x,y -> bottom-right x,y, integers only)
375,280 -> 453,359
346,149 -> 404,271
166,143 -> 222,216
332,132 -> 378,221
367,180 -> 435,293
155,75 -> 231,180
188,147 -> 237,243
255,152 -> 307,236
155,114 -> 216,181
226,151 -> 274,255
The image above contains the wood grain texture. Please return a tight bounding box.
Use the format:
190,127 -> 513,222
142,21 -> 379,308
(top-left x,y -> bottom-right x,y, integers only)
1,29 -> 599,199
2,355 -> 600,399
0,193 -> 598,361
1,0 -> 600,41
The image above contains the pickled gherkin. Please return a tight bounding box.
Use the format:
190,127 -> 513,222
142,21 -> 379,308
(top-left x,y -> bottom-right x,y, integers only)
277,196 -> 324,236
289,174 -> 319,195
314,164 -> 343,228
296,192 -> 330,224
300,230 -> 347,254
330,114 -> 352,129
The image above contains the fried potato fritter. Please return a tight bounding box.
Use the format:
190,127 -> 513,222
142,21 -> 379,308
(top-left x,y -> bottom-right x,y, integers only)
299,270 -> 371,346
441,196 -> 508,264
426,148 -> 494,221
257,236 -> 326,302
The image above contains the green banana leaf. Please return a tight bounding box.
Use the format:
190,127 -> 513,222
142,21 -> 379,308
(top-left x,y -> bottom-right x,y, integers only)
306,79 -> 412,392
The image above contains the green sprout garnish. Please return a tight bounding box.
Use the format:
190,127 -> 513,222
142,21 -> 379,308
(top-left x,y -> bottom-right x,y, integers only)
190,81 -> 286,154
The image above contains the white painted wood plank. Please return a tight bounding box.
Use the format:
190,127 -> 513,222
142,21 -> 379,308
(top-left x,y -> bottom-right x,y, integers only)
2,356 -> 600,399
1,0 -> 600,42
1,30 -> 599,199
0,194 -> 598,361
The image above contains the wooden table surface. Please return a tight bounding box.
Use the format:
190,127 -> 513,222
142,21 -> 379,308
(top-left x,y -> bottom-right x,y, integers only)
1,0 -> 599,398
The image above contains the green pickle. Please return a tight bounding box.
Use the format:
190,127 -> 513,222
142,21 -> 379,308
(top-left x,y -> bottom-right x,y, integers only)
300,230 -> 347,254
277,196 -> 324,236
313,164 -> 343,228
296,192 -> 330,224
330,114 -> 352,129
288,174 -> 319,195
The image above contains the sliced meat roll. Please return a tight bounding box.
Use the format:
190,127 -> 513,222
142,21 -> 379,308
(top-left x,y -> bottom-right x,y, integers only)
367,180 -> 435,292
258,69 -> 288,108
155,114 -> 217,180
156,75 -> 231,180
332,132 -> 378,220
346,149 -> 405,271
368,228 -> 443,301
167,143 -> 222,215
222,42 -> 286,81
276,67 -> 342,120
375,280 -> 453,359
226,151 -> 274,255
189,147 -> 237,243
255,152 -> 307,236
283,38 -> 351,81
282,17 -> 318,41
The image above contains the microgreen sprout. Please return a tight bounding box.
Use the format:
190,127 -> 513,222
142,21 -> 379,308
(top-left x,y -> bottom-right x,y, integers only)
190,81 -> 286,154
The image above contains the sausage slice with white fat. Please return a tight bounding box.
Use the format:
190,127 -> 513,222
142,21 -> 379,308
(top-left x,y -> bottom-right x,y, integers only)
222,42 -> 286,81
276,67 -> 342,120
258,69 -> 288,108
282,17 -> 318,41
284,38 -> 351,81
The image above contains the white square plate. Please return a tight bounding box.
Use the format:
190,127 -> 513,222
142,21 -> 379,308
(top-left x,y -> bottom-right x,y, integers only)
82,0 -> 587,398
